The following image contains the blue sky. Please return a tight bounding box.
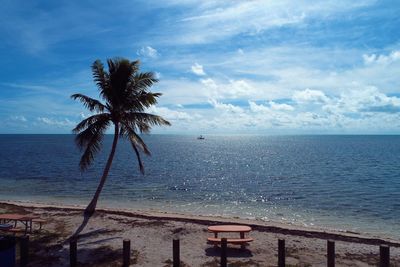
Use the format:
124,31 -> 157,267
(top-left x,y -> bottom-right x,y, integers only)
1,0 -> 400,134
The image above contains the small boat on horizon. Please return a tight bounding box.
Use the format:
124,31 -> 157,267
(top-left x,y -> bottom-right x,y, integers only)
197,135 -> 205,140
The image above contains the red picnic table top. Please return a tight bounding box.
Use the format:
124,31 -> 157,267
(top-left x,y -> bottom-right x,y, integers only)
207,225 -> 252,233
0,213 -> 38,220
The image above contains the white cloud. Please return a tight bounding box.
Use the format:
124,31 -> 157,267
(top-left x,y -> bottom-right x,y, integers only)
155,44 -> 400,132
191,63 -> 206,76
200,78 -> 217,89
363,50 -> 400,65
294,112 -> 329,127
228,80 -> 253,98
37,117 -> 75,127
323,87 -> 400,114
147,106 -> 194,121
269,101 -> 294,111
200,78 -> 259,99
293,89 -> 329,104
171,45 -> 400,99
0,82 -> 66,96
145,86 -> 400,134
169,0 -> 374,44
155,78 -> 208,105
9,115 -> 27,122
154,72 -> 162,79
249,101 -> 270,113
177,1 -> 305,43
137,46 -> 159,59
156,45 -> 400,110
209,99 -> 244,113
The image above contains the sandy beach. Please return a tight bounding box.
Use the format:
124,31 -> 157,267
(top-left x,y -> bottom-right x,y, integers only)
1,201 -> 399,266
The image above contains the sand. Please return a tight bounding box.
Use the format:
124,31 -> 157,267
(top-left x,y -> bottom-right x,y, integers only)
1,200 -> 399,266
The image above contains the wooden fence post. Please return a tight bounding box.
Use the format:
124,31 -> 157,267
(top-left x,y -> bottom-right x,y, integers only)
20,235 -> 29,267
123,239 -> 131,267
380,245 -> 390,267
327,240 -> 335,267
70,238 -> 77,267
173,238 -> 180,267
278,239 -> 285,267
220,238 -> 227,267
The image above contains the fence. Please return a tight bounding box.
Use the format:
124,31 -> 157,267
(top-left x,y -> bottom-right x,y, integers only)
11,236 -> 392,266
68,238 -> 393,267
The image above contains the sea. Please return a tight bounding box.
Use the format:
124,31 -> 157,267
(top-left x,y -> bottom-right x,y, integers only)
0,134 -> 399,239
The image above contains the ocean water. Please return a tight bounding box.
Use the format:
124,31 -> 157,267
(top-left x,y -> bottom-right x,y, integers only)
0,134 -> 399,239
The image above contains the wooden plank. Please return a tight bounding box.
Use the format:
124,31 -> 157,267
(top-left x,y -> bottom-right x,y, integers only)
278,239 -> 285,267
2,227 -> 24,233
380,245 -> 390,267
327,240 -> 335,267
123,239 -> 130,267
173,238 -> 180,267
32,219 -> 46,223
220,238 -> 227,267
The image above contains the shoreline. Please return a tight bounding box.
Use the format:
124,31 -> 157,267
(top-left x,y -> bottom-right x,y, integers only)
1,199 -> 399,247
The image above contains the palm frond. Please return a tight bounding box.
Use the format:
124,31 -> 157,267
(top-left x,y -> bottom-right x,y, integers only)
122,92 -> 162,112
120,123 -> 151,155
71,94 -> 106,113
138,92 -> 162,108
106,58 -> 140,108
75,118 -> 110,170
106,58 -> 118,74
130,72 -> 158,91
92,60 -> 110,96
107,58 -> 139,74
120,123 -> 150,174
136,121 -> 151,134
123,112 -> 171,128
72,113 -> 111,134
130,141 -> 145,174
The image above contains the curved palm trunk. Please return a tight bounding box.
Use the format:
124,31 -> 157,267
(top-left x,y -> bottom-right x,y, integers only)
85,124 -> 119,216
71,124 -> 119,238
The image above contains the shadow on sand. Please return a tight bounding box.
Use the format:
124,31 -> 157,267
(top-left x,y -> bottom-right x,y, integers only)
204,246 -> 253,258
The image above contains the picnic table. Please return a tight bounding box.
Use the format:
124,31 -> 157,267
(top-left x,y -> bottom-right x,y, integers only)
207,225 -> 253,248
0,214 -> 39,234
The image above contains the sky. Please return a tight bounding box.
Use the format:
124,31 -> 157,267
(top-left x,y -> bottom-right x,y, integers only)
1,0 -> 400,134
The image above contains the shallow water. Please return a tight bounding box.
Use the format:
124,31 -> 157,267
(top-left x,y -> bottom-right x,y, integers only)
0,134 -> 399,239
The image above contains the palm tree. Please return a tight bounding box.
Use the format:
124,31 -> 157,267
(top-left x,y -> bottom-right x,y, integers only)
70,58 -> 170,236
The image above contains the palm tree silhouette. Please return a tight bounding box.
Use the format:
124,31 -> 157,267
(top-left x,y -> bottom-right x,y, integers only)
71,58 -> 170,237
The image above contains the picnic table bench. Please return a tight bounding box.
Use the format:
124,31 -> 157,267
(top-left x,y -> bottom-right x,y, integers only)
207,225 -> 253,248
0,226 -> 25,234
0,214 -> 41,234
